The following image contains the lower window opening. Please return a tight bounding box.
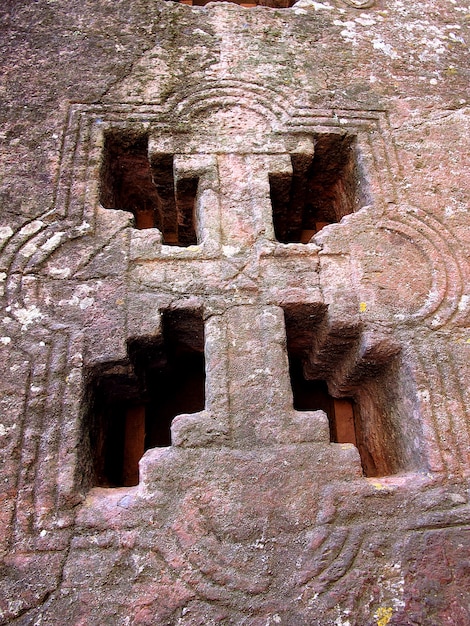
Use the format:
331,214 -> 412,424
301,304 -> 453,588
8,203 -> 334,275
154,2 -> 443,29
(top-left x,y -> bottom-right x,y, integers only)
283,305 -> 425,477
83,309 -> 205,488
289,357 -> 357,448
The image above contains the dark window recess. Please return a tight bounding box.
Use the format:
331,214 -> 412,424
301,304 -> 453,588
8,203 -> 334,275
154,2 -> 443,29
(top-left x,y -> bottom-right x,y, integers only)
82,310 -> 205,488
283,305 -> 425,477
100,130 -> 198,245
270,132 -> 366,243
170,0 -> 296,7
290,360 -> 357,448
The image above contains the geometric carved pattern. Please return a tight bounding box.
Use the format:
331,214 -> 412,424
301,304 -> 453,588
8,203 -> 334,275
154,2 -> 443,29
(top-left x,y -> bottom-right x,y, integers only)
2,65 -> 469,625
40,84 -> 466,333
2,81 -> 469,550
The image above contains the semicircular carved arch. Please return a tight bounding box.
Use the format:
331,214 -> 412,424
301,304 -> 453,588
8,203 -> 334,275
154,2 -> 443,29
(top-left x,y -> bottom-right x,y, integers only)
376,210 -> 467,329
161,78 -> 295,130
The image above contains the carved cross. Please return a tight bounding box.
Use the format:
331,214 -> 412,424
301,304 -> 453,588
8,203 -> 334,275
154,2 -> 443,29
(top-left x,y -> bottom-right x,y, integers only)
94,126 -> 399,486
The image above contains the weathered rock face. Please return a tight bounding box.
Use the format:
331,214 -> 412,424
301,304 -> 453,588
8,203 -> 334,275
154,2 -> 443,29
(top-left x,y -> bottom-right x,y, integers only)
0,1 -> 469,624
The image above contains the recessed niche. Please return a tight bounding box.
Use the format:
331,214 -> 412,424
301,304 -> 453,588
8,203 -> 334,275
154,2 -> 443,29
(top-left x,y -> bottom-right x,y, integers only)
270,132 -> 364,243
289,360 -> 357,448
283,305 -> 425,477
82,309 -> 205,488
100,130 -> 198,246
170,0 -> 296,7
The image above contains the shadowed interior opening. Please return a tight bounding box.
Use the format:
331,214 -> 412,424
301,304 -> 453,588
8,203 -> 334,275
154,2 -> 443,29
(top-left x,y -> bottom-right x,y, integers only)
100,129 -> 198,245
289,359 -> 357,447
283,304 -> 425,477
270,132 -> 364,243
169,0 -> 296,7
82,309 -> 205,488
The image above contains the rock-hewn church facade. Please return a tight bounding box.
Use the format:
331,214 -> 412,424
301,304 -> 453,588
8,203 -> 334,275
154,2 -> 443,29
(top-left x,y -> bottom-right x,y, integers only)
1,0 -> 469,624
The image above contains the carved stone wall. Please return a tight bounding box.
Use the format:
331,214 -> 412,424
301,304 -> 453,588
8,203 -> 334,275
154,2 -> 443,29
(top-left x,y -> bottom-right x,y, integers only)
0,1 -> 469,624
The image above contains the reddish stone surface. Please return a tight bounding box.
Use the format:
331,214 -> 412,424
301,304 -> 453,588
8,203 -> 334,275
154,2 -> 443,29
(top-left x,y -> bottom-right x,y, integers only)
0,0 -> 469,624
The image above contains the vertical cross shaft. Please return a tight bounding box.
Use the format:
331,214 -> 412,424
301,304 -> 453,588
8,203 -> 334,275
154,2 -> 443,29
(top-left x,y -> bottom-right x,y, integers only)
169,151 -> 329,448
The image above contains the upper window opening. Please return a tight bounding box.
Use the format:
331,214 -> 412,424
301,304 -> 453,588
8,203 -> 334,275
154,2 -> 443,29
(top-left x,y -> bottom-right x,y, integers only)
270,132 -> 363,243
82,309 -> 205,488
100,130 -> 199,246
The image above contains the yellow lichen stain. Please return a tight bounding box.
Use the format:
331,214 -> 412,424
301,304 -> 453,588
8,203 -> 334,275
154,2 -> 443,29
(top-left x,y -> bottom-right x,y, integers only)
465,338 -> 470,344
359,302 -> 367,313
370,480 -> 386,490
376,607 -> 393,626
116,299 -> 124,305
